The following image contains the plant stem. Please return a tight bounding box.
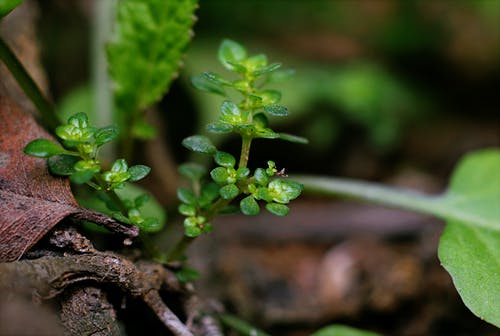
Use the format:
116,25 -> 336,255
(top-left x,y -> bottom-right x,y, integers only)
294,175 -> 443,218
239,136 -> 252,168
0,37 -> 59,130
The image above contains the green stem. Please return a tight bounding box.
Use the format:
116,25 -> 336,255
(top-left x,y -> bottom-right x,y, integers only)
294,175 -> 444,218
239,135 -> 252,168
0,37 -> 60,130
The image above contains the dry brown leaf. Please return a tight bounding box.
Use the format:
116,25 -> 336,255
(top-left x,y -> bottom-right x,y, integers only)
0,95 -> 138,262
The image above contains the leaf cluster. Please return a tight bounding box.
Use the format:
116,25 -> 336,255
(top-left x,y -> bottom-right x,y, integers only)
176,40 -> 305,238
24,113 -> 159,232
192,39 -> 307,144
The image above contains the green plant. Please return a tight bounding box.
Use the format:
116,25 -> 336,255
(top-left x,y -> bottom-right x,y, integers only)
23,112 -> 160,232
166,39 -> 306,261
1,0 -> 498,334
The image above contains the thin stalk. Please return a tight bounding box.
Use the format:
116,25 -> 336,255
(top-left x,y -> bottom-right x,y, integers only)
238,136 -> 252,168
0,37 -> 59,130
294,175 -> 444,218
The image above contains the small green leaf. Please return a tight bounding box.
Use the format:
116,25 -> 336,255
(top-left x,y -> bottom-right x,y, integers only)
68,112 -> 89,128
254,168 -> 268,186
258,90 -> 281,105
214,151 -> 236,168
0,0 -> 23,18
219,184 -> 239,200
240,196 -> 260,216
94,125 -> 119,145
182,135 -> 217,155
111,159 -> 128,173
218,39 -> 247,71
178,204 -> 196,217
48,155 -> 79,176
191,74 -> 226,96
70,170 -> 95,184
264,104 -> 288,117
24,139 -> 66,158
177,187 -> 196,205
267,179 -> 303,204
236,167 -> 250,180
311,324 -> 381,336
178,162 -> 206,181
253,63 -> 281,76
203,71 -> 232,86
210,166 -> 230,185
265,203 -> 289,216
128,165 -> 151,182
184,224 -> 202,237
220,100 -> 243,123
207,122 -> 233,133
253,113 -> 269,128
278,133 -> 309,144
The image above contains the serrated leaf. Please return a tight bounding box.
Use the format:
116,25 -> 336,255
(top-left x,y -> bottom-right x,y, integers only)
182,135 -> 217,154
218,39 -> 247,71
24,139 -> 66,158
264,104 -> 288,116
108,0 -> 198,133
128,165 -> 151,182
278,133 -> 309,144
240,195 -> 260,216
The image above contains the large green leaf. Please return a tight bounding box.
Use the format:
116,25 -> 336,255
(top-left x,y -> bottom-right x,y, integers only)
296,148 -> 500,326
438,150 -> 500,327
108,0 -> 198,115
438,222 -> 500,326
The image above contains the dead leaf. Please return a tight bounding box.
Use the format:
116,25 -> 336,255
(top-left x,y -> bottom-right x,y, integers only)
0,94 -> 138,262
